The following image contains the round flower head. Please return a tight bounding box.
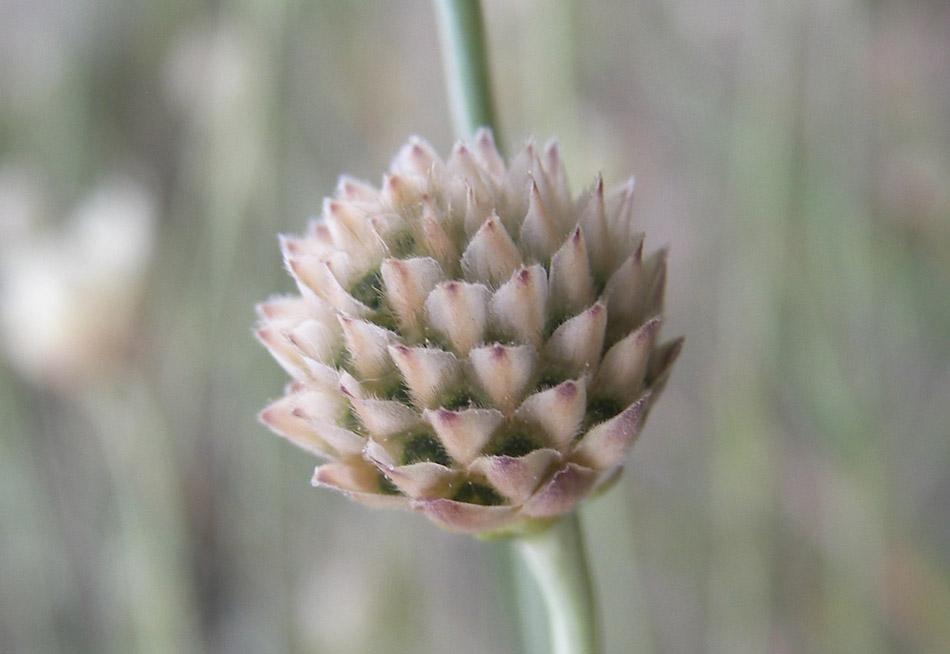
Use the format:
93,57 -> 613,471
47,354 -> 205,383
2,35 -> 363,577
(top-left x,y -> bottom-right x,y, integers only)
256,130 -> 681,536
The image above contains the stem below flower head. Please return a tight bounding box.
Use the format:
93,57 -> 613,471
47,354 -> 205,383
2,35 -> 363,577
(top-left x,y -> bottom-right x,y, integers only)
514,512 -> 600,654
433,0 -> 500,143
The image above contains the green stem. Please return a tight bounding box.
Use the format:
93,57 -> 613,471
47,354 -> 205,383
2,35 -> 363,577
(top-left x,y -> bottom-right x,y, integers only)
433,2 -> 595,650
514,513 -> 600,654
433,0 -> 500,142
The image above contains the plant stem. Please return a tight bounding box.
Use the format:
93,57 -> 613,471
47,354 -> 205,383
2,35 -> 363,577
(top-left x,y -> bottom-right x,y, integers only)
514,512 -> 600,654
433,2 -> 596,650
433,0 -> 500,142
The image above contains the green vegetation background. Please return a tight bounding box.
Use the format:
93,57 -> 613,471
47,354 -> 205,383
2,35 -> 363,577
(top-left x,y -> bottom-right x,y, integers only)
1,1 -> 948,652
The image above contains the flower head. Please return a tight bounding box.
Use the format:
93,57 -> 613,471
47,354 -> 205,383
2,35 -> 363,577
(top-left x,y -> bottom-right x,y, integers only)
257,130 -> 681,535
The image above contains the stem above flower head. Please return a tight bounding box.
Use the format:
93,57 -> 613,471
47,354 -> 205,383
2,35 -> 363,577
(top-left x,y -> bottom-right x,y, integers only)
433,0 -> 500,143
514,512 -> 600,654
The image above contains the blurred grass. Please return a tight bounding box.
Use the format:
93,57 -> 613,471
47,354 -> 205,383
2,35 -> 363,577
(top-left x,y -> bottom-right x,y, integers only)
2,1 -> 949,653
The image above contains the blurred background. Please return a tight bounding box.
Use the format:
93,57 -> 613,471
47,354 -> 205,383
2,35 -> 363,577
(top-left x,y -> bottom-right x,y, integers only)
1,0 -> 949,652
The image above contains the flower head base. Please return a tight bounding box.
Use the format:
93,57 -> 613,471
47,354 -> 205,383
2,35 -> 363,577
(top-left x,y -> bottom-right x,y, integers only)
257,130 -> 681,536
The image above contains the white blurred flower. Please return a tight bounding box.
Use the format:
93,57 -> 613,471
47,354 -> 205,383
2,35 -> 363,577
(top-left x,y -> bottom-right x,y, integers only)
0,177 -> 156,388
